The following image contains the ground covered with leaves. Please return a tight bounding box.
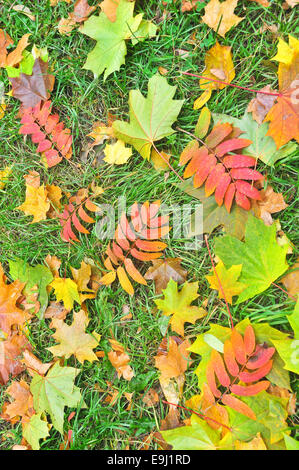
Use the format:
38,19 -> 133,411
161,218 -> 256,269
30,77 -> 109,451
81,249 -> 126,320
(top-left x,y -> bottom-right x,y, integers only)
0,0 -> 298,451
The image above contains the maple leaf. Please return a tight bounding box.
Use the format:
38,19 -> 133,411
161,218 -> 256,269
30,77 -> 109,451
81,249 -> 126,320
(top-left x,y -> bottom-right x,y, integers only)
70,261 -> 96,303
8,257 -> 53,319
162,415 -> 220,450
155,337 -> 192,380
194,41 -> 235,109
264,36 -> 299,148
47,310 -> 100,363
0,333 -> 31,385
252,185 -> 288,226
58,0 -> 97,35
80,0 -> 156,80
0,31 -> 30,68
205,260 -> 247,304
103,140 -> 132,165
108,338 -> 134,380
49,278 -> 80,311
213,112 -> 297,166
22,413 -> 50,450
202,0 -> 243,38
215,214 -> 289,303
113,74 -> 184,160
3,380 -> 34,422
22,350 -> 53,377
99,0 -> 133,22
30,362 -> 82,434
144,258 -> 188,294
0,264 -> 30,334
9,58 -> 55,108
155,279 -> 206,336
281,258 -> 299,298
17,171 -> 50,223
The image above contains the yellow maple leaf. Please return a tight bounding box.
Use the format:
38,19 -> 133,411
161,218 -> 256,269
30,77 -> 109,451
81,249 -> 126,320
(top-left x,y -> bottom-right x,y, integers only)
103,140 -> 132,165
70,261 -> 96,303
194,41 -> 235,109
47,310 -> 100,364
49,278 -> 80,311
202,0 -> 243,38
17,184 -> 50,223
205,260 -> 247,304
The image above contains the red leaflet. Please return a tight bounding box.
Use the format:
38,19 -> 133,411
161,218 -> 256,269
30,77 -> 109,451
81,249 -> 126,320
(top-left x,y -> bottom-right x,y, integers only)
204,325 -> 275,420
58,188 -> 99,243
179,121 -> 264,211
100,202 -> 169,295
19,101 -> 72,168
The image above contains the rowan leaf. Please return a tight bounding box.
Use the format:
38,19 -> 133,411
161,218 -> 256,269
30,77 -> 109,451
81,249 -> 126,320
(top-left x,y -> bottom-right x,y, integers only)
49,278 -> 80,311
202,0 -> 243,38
113,74 -> 184,160
154,279 -> 206,336
47,310 -> 100,364
30,362 -> 82,434
215,214 -> 289,303
205,260 -> 247,304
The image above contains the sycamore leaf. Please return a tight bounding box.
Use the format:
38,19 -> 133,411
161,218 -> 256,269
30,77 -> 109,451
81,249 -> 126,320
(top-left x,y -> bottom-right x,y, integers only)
113,74 -> 184,160
103,140 -> 132,165
23,413 -> 50,450
8,258 -> 53,319
30,362 -> 82,434
80,0 -> 144,80
49,278 -> 80,311
154,279 -> 206,336
215,214 -> 289,303
47,310 -> 100,364
202,0 -> 243,38
205,260 -> 247,304
9,58 -> 55,108
144,258 -> 188,294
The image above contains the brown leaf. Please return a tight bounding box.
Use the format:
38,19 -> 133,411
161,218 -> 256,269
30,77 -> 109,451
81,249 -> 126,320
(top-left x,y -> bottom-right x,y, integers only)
247,86 -> 278,125
145,258 -> 188,294
44,301 -> 68,320
142,388 -> 159,407
268,384 -> 297,415
44,255 -> 61,278
252,185 -> 288,226
181,0 -> 204,12
155,337 -> 192,380
281,258 -> 299,298
10,58 -> 55,108
0,334 -> 31,385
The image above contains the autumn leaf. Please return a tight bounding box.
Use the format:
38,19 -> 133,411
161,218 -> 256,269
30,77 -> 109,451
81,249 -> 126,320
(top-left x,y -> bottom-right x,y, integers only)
99,0 -> 134,22
9,58 -> 55,108
252,185 -> 288,226
3,380 -> 34,422
215,214 -> 289,303
80,0 -> 156,80
281,258 -> 299,298
0,333 -> 31,385
247,86 -> 278,125
202,0 -> 243,38
49,278 -> 80,311
150,148 -> 171,171
0,166 -> 12,189
103,140 -> 132,165
17,172 -> 50,223
30,362 -> 82,434
113,74 -> 184,160
108,338 -> 134,380
155,337 -> 192,380
181,0 -> 204,12
194,41 -> 235,109
47,310 -> 100,364
264,35 -> 299,148
22,413 -> 50,450
70,260 -> 96,303
0,31 -> 30,68
205,260 -> 247,303
58,0 -> 97,35
155,279 -> 206,336
144,258 -> 188,294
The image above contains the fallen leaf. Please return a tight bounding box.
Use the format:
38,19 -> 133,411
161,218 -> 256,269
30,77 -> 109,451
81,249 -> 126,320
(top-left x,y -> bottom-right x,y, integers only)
155,337 -> 192,380
108,338 -> 134,380
44,302 -> 68,321
12,5 -> 36,21
181,0 -> 204,12
142,388 -> 159,407
0,31 -> 30,68
49,277 -> 81,311
145,258 -> 188,294
252,185 -> 288,225
3,380 -> 34,422
205,260 -> 247,303
199,41 -> 235,94
22,350 -> 53,377
235,432 -> 267,450
48,310 -> 100,364
247,86 -> 278,124
281,259 -> 299,298
103,140 -> 132,165
150,149 -> 171,171
0,334 -> 31,385
202,0 -> 243,38
10,58 -> 55,108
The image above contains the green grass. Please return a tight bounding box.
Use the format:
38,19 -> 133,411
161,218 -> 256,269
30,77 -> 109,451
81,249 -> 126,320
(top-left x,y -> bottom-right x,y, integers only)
0,0 -> 298,450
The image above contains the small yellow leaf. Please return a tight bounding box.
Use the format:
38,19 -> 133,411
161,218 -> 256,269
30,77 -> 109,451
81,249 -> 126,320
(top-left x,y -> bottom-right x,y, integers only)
194,88 -> 212,109
205,261 -> 247,304
103,140 -> 132,165
0,166 -> 12,189
49,278 -> 80,311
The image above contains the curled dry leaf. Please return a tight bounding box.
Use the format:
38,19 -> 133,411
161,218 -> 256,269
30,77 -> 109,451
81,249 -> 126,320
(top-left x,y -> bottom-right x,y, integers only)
108,338 -> 134,380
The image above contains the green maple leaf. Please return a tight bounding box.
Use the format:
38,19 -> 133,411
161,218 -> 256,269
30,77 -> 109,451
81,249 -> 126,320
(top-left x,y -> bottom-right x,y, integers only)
213,112 -> 296,166
113,74 -> 184,160
215,214 -> 289,303
154,279 -> 206,336
8,259 -> 53,319
80,0 -> 156,80
162,415 -> 220,450
22,413 -> 49,450
30,362 -> 83,434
